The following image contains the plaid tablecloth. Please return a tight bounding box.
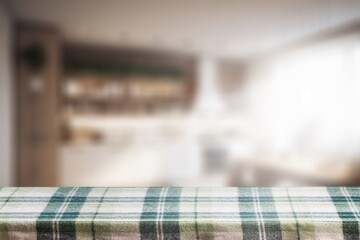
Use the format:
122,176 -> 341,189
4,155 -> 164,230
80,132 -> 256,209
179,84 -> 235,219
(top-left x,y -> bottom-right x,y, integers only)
0,187 -> 359,240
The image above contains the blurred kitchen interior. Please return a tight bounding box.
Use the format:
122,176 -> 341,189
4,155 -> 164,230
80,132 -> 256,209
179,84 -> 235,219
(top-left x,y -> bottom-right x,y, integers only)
1,0 -> 360,186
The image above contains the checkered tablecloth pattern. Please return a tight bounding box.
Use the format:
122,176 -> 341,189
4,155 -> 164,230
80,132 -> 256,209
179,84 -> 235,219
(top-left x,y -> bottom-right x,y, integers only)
0,187 -> 359,239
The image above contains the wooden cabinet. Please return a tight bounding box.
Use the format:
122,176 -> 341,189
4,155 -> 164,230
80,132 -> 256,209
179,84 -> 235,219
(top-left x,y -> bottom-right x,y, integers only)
16,24 -> 60,186
61,44 -> 196,116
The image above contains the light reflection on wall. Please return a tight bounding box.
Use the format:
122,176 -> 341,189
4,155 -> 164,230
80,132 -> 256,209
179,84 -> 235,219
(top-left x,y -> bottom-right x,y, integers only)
245,34 -> 360,160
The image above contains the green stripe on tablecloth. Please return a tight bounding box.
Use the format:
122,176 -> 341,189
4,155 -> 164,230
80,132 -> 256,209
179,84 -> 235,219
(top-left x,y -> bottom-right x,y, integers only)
194,188 -> 200,240
253,188 -> 265,239
344,187 -> 360,218
327,187 -> 360,240
91,187 -> 109,240
258,188 -> 282,240
196,188 -> 215,240
285,188 -> 300,240
0,188 -> 19,211
58,187 -> 92,240
140,187 -> 162,240
162,187 -> 182,240
342,187 -> 360,219
157,187 -> 168,239
36,187 -> 74,240
0,188 -> 19,240
238,188 -> 260,240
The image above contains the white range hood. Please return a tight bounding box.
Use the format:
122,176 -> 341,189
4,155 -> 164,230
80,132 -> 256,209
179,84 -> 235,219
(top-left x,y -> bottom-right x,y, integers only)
193,55 -> 225,114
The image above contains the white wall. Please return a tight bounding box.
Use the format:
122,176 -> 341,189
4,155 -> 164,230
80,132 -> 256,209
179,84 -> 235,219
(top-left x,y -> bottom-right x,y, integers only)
0,2 -> 14,186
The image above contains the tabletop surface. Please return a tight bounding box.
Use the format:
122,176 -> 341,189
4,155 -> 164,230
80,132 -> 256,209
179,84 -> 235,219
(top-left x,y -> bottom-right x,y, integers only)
0,187 -> 359,240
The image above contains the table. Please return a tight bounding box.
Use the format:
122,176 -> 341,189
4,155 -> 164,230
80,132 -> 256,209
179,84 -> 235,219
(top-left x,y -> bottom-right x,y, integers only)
0,187 -> 359,239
